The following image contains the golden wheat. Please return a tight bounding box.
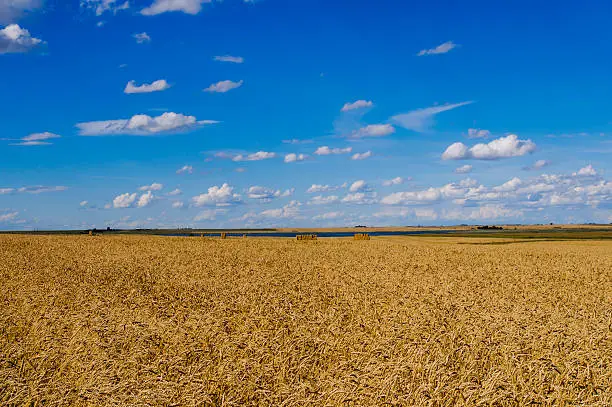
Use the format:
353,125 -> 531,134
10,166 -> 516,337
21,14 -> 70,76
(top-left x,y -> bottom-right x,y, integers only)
1,235 -> 610,406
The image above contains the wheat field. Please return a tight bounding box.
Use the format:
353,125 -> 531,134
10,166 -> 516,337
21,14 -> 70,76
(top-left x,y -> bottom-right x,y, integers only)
1,235 -> 611,406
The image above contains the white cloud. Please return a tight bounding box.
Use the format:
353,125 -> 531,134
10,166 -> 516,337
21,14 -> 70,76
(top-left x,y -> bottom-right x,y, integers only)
192,183 -> 241,207
417,41 -> 457,56
0,24 -> 43,54
167,188 -> 182,196
341,100 -> 373,112
349,180 -> 369,193
81,0 -> 129,16
133,32 -> 151,43
0,0 -> 42,23
80,200 -> 89,207
392,102 -> 473,133
176,165 -> 193,174
442,135 -> 536,160
455,164 -> 472,174
351,151 -> 372,160
138,182 -> 163,191
282,138 -> 313,145
10,131 -> 61,146
124,79 -> 170,94
137,191 -> 155,208
172,201 -> 184,209
17,186 -> 68,194
493,177 -> 522,192
141,0 -> 208,15
0,188 -> 15,194
247,186 -> 292,201
382,177 -> 405,186
314,146 -> 352,156
260,200 -> 301,219
0,211 -> 18,222
313,211 -> 344,221
341,192 -> 377,205
573,165 -> 597,177
213,55 -> 244,63
381,188 -> 442,205
308,195 -> 339,205
525,160 -> 550,171
77,112 -> 218,136
468,128 -> 491,139
113,192 -> 137,208
284,153 -> 307,163
350,124 -> 395,139
307,184 -> 345,194
442,205 -> 523,221
194,208 -> 227,221
231,151 -> 276,162
204,79 -> 243,93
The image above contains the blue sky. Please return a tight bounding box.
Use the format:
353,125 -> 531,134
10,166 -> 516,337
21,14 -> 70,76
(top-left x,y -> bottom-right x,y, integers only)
1,0 -> 611,229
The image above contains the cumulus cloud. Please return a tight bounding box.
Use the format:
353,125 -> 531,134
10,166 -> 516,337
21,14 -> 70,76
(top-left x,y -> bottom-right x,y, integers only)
442,135 -> 536,160
573,165 -> 597,177
138,182 -> 163,191
81,0 -> 129,16
392,102 -> 473,133
314,146 -> 352,156
213,55 -> 244,63
349,124 -> 395,139
141,0 -> 207,15
351,151 -> 372,161
341,100 -> 373,112
133,32 -> 151,43
313,211 -> 344,221
468,128 -> 491,139
524,160 -> 550,171
172,201 -> 184,209
124,79 -> 170,94
167,188 -> 182,196
308,195 -> 340,205
137,191 -> 155,207
382,177 -> 405,186
192,183 -> 241,206
247,186 -> 293,201
455,164 -> 472,174
176,165 -> 193,174
284,153 -> 307,163
77,112 -> 218,136
341,192 -> 377,205
80,200 -> 89,207
349,180 -> 369,193
0,24 -> 43,54
260,200 -> 301,219
442,205 -> 523,221
194,208 -> 227,221
417,41 -> 457,56
231,151 -> 276,162
307,184 -> 346,194
113,192 -> 137,208
204,79 -> 243,93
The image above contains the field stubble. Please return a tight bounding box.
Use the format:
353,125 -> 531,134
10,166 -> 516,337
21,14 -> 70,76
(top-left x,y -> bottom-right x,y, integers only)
1,235 -> 611,405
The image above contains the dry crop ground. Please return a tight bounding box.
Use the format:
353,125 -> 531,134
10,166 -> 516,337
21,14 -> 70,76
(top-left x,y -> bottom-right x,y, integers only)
1,235 -> 611,406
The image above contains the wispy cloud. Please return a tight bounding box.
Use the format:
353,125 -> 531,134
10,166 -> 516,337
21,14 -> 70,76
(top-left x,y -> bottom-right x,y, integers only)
141,0 -> 207,16
349,124 -> 395,139
213,55 -> 244,64
204,79 -> 243,93
314,146 -> 352,156
341,100 -> 373,112
133,32 -> 151,44
351,151 -> 372,160
81,0 -> 129,16
176,165 -> 193,175
417,41 -> 457,56
391,101 -> 473,132
9,132 -> 61,146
